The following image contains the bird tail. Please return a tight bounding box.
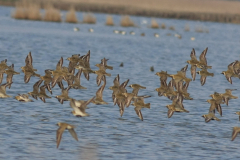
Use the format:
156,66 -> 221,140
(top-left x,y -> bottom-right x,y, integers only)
106,65 -> 113,70
106,73 -> 111,77
145,103 -> 151,109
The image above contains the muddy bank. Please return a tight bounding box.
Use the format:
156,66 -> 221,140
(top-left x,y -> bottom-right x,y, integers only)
2,0 -> 240,23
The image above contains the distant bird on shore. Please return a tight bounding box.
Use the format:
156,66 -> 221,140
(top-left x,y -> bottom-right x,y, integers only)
73,27 -> 79,32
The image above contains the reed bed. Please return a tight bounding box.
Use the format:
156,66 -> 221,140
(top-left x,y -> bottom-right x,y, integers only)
8,0 -> 240,24
151,18 -> 159,29
12,0 -> 41,20
65,7 -> 78,23
105,15 -> 114,26
120,15 -> 135,27
43,4 -> 62,22
82,13 -> 96,24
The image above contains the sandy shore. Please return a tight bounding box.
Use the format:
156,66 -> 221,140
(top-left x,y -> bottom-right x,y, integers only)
2,0 -> 240,23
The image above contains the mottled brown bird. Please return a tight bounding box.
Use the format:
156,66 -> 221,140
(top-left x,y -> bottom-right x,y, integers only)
28,80 -> 43,100
202,112 -> 220,123
4,64 -> 20,89
21,52 -> 40,83
220,89 -> 238,106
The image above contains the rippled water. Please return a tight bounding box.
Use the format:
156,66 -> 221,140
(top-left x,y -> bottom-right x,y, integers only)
1,6 -> 240,160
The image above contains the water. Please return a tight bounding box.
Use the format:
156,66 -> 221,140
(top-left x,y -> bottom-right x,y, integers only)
0,6 -> 240,160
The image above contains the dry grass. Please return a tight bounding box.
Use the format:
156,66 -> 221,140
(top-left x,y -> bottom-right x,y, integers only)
105,15 -> 114,26
43,4 -> 62,22
82,13 -> 96,24
161,23 -> 166,29
12,0 -> 41,20
151,18 -> 159,29
27,3 -> 42,20
65,7 -> 78,23
120,15 -> 135,27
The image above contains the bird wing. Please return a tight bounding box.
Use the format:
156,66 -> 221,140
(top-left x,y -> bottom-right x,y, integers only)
200,75 -> 207,86
113,74 -> 120,87
135,108 -> 143,121
190,65 -> 197,81
33,80 -> 43,92
56,126 -> 66,148
96,85 -> 104,99
190,48 -> 197,60
232,128 -> 240,141
168,109 -> 174,118
68,129 -> 78,141
199,47 -> 208,65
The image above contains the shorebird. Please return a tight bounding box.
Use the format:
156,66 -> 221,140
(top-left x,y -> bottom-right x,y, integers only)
186,49 -> 199,81
202,112 -> 220,123
28,80 -> 43,100
40,69 -> 53,94
100,58 -> 113,70
72,69 -> 87,89
55,86 -> 72,104
38,85 -> 51,103
221,61 -> 239,84
155,71 -> 170,84
70,96 -> 95,117
51,57 -> 64,89
0,82 -> 12,98
196,67 -> 214,86
4,64 -> 20,89
166,94 -> 189,118
220,89 -> 238,106
0,59 -> 9,84
67,54 -> 81,74
207,99 -> 222,116
210,92 -> 224,105
114,93 -> 126,117
131,97 -> 151,121
92,76 -> 108,105
21,52 -> 40,83
15,94 -> 33,102
196,47 -> 212,69
94,69 -> 111,86
56,122 -> 78,148
128,84 -> 146,96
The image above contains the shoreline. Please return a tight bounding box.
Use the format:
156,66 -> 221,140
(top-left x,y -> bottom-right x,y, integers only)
2,0 -> 240,24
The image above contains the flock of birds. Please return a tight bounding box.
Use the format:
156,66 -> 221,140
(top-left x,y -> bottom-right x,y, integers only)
73,27 -> 185,39
1,48 -> 240,148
